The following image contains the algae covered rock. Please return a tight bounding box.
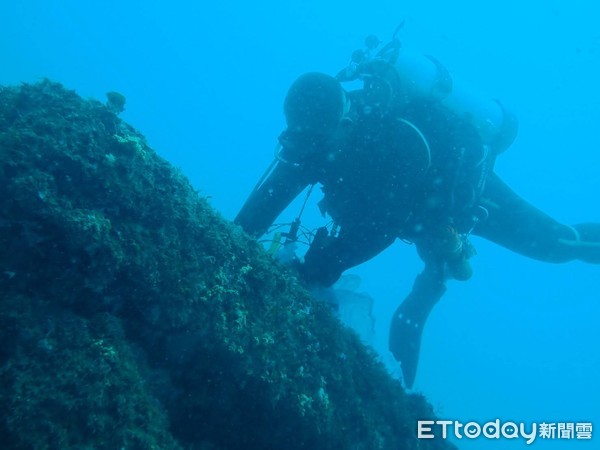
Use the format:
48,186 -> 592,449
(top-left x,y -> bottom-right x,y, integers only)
0,80 -> 455,450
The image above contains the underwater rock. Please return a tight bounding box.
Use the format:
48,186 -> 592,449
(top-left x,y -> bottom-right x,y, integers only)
0,80 -> 455,450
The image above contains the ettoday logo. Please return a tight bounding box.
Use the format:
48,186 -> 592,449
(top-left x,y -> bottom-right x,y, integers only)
418,420 -> 593,444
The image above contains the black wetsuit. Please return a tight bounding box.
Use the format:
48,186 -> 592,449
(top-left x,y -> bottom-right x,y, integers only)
235,92 -> 600,287
475,173 -> 600,263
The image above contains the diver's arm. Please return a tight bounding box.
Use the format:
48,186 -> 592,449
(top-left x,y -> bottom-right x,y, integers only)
234,158 -> 311,238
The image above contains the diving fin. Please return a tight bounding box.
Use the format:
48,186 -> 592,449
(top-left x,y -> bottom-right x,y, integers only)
389,269 -> 446,388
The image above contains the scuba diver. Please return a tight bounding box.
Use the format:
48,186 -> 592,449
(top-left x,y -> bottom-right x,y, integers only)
234,35 -> 600,388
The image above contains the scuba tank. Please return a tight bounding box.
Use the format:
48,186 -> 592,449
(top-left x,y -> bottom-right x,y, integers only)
336,34 -> 519,154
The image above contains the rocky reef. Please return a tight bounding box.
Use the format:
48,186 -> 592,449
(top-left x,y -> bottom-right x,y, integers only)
0,80 -> 455,450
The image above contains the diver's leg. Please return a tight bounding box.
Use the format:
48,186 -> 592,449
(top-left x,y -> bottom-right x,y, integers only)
559,223 -> 600,263
299,226 -> 396,287
474,173 -> 600,263
389,261 -> 446,388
